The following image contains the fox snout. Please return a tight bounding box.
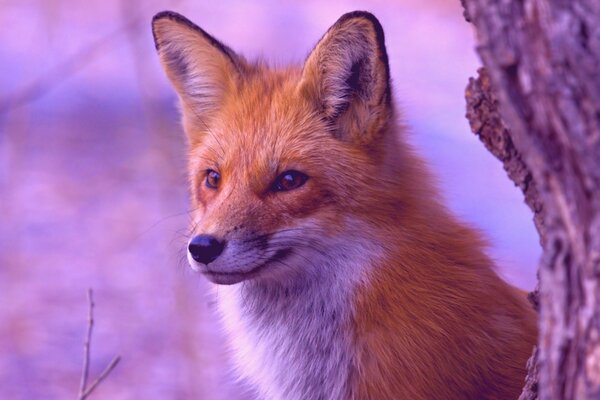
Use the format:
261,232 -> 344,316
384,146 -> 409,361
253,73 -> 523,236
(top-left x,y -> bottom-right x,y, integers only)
188,234 -> 226,265
185,222 -> 332,285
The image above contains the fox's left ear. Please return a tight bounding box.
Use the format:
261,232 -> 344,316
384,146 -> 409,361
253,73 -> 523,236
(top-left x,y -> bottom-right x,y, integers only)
299,11 -> 392,145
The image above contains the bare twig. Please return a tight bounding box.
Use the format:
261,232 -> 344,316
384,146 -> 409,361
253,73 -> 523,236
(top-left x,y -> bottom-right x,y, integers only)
78,289 -> 95,397
0,16 -> 143,115
81,356 -> 122,399
77,288 -> 121,400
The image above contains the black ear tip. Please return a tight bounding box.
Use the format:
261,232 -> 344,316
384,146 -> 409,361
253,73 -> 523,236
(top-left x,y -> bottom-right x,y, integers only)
336,10 -> 384,33
152,11 -> 181,50
151,11 -> 205,52
333,11 -> 387,57
152,10 -> 188,26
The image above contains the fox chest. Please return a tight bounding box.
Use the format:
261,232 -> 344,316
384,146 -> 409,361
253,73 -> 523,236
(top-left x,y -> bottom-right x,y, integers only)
216,284 -> 356,400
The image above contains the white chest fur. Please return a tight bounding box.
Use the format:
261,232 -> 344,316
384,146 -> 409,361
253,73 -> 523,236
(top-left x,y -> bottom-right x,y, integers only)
215,247 -> 374,400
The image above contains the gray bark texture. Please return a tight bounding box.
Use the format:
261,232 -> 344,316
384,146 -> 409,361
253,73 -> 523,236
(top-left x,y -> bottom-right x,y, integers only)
461,1 -> 600,399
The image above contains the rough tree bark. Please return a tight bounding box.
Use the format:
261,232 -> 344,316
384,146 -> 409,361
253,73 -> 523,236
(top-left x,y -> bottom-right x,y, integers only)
466,67 -> 543,400
461,1 -> 600,399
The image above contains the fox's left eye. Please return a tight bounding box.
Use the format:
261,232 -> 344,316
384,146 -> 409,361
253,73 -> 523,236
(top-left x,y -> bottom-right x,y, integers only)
205,169 -> 220,189
273,170 -> 309,192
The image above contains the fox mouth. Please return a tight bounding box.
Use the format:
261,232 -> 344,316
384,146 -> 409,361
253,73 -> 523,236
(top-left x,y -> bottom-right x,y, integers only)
201,247 -> 292,285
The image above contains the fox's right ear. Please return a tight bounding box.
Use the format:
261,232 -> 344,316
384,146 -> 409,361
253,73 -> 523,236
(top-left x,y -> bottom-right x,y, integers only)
152,11 -> 243,122
298,11 -> 392,146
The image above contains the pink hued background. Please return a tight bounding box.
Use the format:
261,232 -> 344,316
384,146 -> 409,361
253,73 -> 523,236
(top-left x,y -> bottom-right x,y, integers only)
0,0 -> 540,399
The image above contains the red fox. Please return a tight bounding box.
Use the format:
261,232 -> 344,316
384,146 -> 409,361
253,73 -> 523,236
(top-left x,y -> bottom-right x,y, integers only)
152,10 -> 537,399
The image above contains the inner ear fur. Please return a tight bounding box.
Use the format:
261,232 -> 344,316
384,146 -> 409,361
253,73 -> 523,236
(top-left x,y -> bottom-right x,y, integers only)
152,11 -> 244,122
299,11 -> 392,145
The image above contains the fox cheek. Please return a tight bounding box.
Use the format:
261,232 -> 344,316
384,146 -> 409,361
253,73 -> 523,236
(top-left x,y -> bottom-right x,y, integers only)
192,177 -> 213,211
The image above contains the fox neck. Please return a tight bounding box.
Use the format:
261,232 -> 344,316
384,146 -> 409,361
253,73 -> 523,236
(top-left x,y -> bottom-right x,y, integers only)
216,237 -> 376,400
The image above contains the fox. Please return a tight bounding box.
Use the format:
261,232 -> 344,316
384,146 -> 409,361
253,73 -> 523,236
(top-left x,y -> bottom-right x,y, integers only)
151,10 -> 538,400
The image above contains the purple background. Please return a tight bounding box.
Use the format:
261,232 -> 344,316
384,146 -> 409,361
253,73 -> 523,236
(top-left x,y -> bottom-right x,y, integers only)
0,0 -> 540,398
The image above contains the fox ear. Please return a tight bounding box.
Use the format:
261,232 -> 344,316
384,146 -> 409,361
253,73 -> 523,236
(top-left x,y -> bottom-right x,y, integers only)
152,11 -> 243,122
299,11 -> 392,144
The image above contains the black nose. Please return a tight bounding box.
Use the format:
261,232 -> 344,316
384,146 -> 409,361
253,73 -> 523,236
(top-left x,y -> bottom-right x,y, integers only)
188,235 -> 226,265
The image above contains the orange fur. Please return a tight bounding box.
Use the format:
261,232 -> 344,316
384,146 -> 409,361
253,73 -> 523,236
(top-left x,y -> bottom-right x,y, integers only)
152,10 -> 537,399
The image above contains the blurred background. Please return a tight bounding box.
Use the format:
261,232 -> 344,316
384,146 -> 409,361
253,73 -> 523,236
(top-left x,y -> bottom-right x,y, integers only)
0,0 -> 540,399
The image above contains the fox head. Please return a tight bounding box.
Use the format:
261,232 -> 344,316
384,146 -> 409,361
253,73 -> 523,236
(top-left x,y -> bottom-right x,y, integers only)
152,11 -> 410,285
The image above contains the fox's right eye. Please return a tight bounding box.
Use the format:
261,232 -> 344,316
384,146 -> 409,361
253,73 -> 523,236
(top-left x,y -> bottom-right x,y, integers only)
205,170 -> 220,189
273,170 -> 309,192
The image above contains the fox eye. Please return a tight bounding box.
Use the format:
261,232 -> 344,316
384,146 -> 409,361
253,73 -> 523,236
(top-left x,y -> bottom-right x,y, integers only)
273,170 -> 308,192
205,169 -> 220,189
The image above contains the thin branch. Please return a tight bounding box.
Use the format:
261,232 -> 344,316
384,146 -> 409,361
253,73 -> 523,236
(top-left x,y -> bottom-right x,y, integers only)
77,289 -> 121,400
81,356 -> 122,399
78,288 -> 94,398
0,15 -> 144,115
0,0 -> 186,115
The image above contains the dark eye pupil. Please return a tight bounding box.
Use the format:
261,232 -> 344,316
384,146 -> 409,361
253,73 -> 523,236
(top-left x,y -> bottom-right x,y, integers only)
282,174 -> 295,186
206,170 -> 220,189
275,170 -> 307,191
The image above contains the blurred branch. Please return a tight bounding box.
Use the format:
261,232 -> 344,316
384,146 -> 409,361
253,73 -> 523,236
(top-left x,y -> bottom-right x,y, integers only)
78,289 -> 94,396
0,15 -> 144,115
77,289 -> 121,400
80,356 -> 121,399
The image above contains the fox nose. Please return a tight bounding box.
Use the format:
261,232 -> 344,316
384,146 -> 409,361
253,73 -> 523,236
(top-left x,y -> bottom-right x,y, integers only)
188,235 -> 226,265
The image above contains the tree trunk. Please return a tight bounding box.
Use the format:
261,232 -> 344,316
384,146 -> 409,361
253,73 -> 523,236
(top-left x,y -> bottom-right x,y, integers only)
461,1 -> 600,399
